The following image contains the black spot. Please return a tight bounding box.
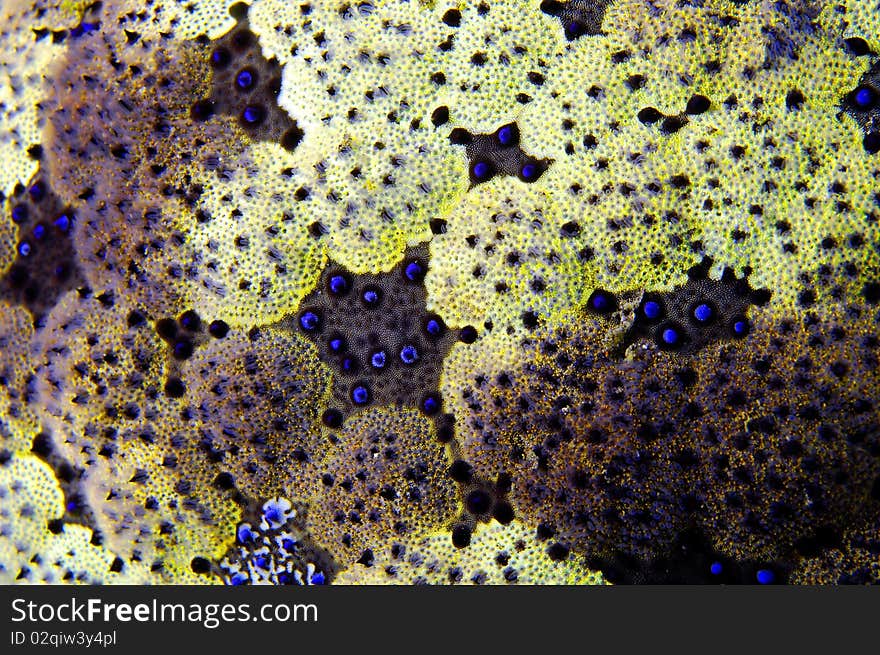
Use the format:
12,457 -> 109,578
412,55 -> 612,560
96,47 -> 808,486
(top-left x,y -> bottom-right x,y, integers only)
660,115 -> 687,135
546,542 -> 570,561
449,460 -> 474,483
448,128 -> 472,145
844,37 -> 872,57
785,89 -> 805,111
322,408 -> 344,428
685,94 -> 710,115
281,125 -> 305,151
863,281 -> 880,304
164,377 -> 186,398
208,319 -> 230,338
31,433 -> 53,457
493,501 -> 514,524
178,309 -> 201,332
522,310 -> 540,330
442,8 -> 461,27
190,557 -> 212,574
452,524 -> 472,548
213,472 -> 235,489
560,221 -> 581,237
431,106 -> 449,127
127,310 -> 145,327
459,325 -> 478,343
189,99 -> 215,121
638,107 -> 663,124
466,489 -> 493,515
155,318 -> 178,342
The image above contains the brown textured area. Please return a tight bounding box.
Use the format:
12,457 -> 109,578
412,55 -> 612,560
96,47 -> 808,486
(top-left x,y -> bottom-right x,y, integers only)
455,291 -> 880,570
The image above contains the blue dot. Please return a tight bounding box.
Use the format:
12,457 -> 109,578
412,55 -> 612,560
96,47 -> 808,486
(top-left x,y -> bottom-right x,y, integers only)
422,394 -> 440,415
11,205 -> 27,223
662,327 -> 680,345
520,163 -> 538,180
311,571 -> 326,585
589,290 -> 616,313
472,161 -> 491,179
299,311 -> 320,331
32,224 -> 46,240
211,48 -> 230,68
236,525 -> 254,543
400,344 -> 419,364
18,241 -> 31,257
69,21 -> 99,38
281,537 -> 296,551
254,555 -> 270,570
425,318 -> 442,336
328,336 -> 346,352
277,572 -> 292,585
329,274 -> 349,295
565,21 -> 583,36
173,340 -> 194,360
362,289 -> 380,306
229,572 -> 248,585
497,125 -> 515,146
264,505 -> 283,525
756,569 -> 775,585
77,22 -> 99,36
236,69 -> 254,90
693,303 -> 715,323
855,86 -> 874,109
732,317 -> 750,337
710,562 -> 722,576
351,385 -> 370,405
28,182 -> 45,202
53,214 -> 71,231
340,357 -> 357,373
370,351 -> 387,368
242,105 -> 264,124
643,300 -> 662,320
404,260 -> 425,281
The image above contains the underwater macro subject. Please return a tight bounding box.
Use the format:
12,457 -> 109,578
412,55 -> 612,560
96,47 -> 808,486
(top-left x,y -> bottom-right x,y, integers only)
1,0 -> 879,586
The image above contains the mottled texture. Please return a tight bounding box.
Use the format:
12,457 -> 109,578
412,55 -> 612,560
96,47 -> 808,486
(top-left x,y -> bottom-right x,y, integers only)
0,0 -> 878,585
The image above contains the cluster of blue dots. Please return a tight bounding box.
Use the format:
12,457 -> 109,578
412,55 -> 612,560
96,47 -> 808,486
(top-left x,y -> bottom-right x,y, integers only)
708,562 -> 775,584
457,121 -> 548,185
586,287 -> 752,350
8,181 -> 75,275
297,255 -> 475,428
202,40 -> 268,128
